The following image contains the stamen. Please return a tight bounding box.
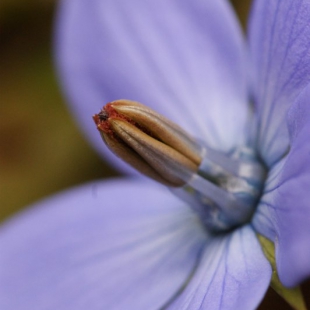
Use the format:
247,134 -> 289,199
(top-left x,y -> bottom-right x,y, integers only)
171,146 -> 266,232
93,100 -> 267,232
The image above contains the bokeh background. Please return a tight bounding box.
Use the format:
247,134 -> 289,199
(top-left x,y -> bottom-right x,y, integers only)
0,0 -> 308,309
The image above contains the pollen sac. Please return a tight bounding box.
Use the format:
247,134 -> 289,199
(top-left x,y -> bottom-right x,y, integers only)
93,100 -> 203,187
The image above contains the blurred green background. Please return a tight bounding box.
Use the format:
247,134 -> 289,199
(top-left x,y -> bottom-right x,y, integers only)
0,0 -> 308,309
0,0 -> 118,221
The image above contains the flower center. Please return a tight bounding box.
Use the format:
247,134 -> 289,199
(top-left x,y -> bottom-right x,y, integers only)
171,146 -> 266,232
93,100 -> 267,233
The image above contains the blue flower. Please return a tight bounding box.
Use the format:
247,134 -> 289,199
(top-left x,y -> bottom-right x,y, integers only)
1,0 -> 310,309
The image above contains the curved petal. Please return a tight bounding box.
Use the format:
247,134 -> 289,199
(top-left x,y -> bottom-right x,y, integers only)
252,156 -> 286,241
55,0 -> 249,172
252,84 -> 310,287
249,0 -> 310,166
0,179 -> 207,310
167,226 -> 271,310
275,85 -> 310,287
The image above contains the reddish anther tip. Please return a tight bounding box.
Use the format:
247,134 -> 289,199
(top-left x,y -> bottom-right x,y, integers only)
92,114 -> 101,126
94,102 -> 144,137
93,103 -> 121,135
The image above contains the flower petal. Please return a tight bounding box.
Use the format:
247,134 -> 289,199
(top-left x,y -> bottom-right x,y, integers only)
0,179 -> 207,310
252,156 -> 286,242
167,226 -> 271,310
275,85 -> 310,287
249,0 -> 310,166
253,84 -> 310,287
56,0 -> 249,172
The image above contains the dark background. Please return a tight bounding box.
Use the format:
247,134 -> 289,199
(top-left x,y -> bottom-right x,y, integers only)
0,0 -> 308,308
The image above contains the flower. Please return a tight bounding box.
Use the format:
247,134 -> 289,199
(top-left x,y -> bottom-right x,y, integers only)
1,0 -> 310,309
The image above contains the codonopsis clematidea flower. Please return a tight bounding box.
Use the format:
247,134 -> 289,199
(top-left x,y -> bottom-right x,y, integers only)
1,0 -> 310,309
